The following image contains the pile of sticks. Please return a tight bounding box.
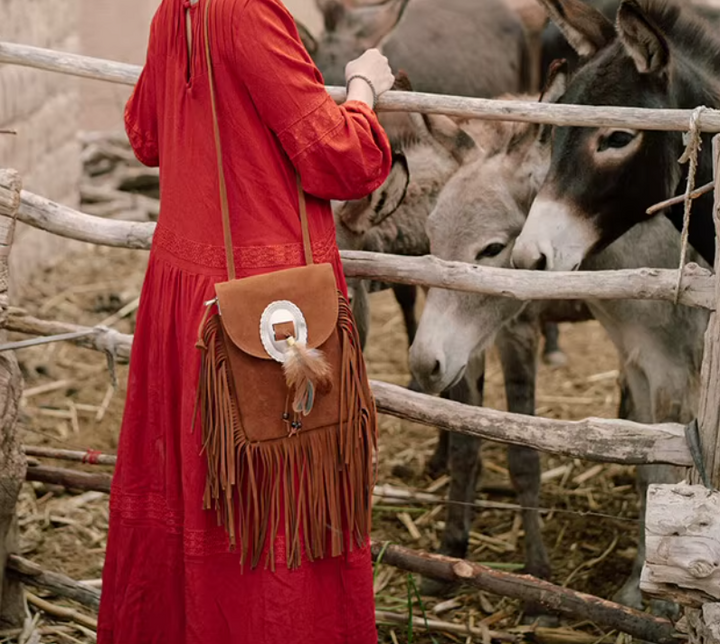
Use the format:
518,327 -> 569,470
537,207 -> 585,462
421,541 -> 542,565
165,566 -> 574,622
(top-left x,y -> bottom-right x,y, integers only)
79,131 -> 159,222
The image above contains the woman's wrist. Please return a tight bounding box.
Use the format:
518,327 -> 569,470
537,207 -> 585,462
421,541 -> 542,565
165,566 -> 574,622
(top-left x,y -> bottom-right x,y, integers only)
346,75 -> 378,110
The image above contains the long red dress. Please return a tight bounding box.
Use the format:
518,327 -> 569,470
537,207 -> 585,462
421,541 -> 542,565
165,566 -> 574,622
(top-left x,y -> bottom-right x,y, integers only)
97,1 -> 392,642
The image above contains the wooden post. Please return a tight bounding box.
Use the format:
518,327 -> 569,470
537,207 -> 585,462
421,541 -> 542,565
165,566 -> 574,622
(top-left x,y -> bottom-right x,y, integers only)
0,169 -> 25,628
640,136 -> 720,641
690,133 -> 720,488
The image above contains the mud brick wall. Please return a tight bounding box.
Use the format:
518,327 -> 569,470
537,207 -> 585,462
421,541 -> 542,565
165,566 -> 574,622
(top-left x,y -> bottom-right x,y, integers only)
0,0 -> 82,296
0,0 -> 321,295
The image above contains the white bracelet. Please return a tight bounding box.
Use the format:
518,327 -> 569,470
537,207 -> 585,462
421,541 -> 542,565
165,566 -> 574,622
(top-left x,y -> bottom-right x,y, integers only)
346,75 -> 378,110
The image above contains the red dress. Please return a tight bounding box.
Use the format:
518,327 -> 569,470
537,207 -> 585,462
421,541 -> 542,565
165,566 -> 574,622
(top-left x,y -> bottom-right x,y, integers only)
97,0 -> 391,642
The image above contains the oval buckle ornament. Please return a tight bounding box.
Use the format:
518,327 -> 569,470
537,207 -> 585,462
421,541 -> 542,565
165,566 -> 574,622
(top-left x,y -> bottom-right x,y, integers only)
259,300 -> 308,363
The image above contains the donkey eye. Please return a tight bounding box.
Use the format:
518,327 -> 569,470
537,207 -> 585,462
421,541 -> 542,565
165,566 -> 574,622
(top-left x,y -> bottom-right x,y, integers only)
599,130 -> 637,151
476,243 -> 505,260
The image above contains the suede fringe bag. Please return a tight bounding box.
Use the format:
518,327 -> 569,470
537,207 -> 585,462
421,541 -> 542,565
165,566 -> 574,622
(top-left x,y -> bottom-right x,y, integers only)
194,0 -> 378,571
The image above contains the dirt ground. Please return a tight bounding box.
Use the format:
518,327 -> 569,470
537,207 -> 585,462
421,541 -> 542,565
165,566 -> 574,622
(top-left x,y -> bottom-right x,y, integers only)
0,237 -> 647,643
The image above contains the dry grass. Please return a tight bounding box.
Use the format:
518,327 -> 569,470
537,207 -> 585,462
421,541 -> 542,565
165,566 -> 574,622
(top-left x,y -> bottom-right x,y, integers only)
2,236 -> 646,643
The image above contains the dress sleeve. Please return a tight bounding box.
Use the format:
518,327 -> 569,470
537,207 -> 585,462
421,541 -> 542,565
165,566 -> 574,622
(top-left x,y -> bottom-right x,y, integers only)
229,0 -> 392,201
125,20 -> 160,167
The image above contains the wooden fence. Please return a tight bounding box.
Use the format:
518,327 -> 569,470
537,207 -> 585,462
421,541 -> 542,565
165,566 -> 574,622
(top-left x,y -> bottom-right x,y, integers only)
0,42 -> 718,643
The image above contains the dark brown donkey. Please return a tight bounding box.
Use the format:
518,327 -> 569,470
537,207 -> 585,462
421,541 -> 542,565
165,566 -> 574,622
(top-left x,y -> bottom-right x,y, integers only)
513,0 -> 720,273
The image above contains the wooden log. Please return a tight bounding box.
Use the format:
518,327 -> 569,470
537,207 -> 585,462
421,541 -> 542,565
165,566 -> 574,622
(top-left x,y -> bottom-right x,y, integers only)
689,135 -> 720,643
0,41 -> 719,132
22,446 -> 117,466
25,465 -> 112,494
641,484 -> 720,605
0,169 -> 25,628
693,135 -> 720,487
370,542 -> 683,644
0,41 -> 140,86
342,251 -> 716,310
6,556 -> 100,611
371,381 -> 693,466
5,305 -> 700,467
18,190 -> 154,250
6,308 -> 132,362
3,183 -> 718,308
648,136 -> 720,643
647,181 -> 715,216
8,304 -> 700,467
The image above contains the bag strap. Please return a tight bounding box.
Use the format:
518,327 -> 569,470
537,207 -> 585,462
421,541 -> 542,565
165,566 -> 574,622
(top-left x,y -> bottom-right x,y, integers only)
202,0 -> 314,281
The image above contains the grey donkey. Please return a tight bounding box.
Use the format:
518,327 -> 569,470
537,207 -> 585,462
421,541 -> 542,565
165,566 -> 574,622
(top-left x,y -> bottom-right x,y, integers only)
333,99 -> 605,621
409,76 -> 708,616
298,0 -> 537,96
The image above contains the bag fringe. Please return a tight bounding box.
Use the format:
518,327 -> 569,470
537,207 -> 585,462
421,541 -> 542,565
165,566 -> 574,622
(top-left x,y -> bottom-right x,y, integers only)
194,294 -> 377,570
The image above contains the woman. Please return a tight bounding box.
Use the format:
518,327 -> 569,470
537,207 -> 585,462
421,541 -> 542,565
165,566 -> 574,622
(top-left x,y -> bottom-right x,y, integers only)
97,0 -> 394,642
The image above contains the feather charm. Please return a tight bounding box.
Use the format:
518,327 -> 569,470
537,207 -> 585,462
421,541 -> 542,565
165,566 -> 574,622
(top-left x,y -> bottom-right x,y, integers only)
282,336 -> 333,416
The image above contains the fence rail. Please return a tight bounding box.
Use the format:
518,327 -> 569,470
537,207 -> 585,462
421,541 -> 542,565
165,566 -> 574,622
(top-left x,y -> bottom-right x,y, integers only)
7,181 -> 717,308
2,41 -> 720,132
3,307 -> 695,467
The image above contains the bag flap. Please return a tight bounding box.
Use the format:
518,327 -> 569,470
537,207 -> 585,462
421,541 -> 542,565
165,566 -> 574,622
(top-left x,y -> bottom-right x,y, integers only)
215,263 -> 339,360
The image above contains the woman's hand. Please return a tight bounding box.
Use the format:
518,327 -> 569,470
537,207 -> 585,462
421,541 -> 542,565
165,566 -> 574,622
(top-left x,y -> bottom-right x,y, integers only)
345,49 -> 394,108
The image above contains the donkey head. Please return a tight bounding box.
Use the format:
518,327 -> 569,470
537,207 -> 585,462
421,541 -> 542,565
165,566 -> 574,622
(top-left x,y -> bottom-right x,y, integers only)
513,0 -> 686,272
409,79 -> 565,394
299,0 -> 409,86
333,152 -> 410,252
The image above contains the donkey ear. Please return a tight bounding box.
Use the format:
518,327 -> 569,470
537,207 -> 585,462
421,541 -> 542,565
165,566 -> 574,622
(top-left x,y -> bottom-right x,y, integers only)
370,152 -> 410,224
351,0 -> 409,47
295,20 -> 318,55
318,0 -> 345,33
540,58 -> 568,104
422,114 -> 480,165
536,0 -> 615,57
337,153 -> 409,233
616,0 -> 669,75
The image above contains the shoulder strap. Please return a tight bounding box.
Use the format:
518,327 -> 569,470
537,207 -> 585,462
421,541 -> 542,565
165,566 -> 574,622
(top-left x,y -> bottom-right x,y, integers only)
202,0 -> 314,280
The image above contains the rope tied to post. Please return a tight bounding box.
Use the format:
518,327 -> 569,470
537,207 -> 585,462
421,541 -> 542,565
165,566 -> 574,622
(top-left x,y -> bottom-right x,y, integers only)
674,105 -> 707,304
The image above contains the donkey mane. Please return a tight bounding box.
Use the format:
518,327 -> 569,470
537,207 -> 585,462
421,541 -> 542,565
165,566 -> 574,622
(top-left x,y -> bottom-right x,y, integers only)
637,0 -> 720,77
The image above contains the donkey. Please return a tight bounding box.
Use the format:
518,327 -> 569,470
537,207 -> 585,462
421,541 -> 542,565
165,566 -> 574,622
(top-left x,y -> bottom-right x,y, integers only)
333,103 -> 602,616
408,79 -> 708,614
540,0 -> 720,86
513,0 -> 720,273
333,74 -> 569,365
299,0 -> 537,96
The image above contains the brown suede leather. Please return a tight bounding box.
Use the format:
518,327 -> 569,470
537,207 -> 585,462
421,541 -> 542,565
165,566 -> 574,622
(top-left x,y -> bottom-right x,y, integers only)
215,263 -> 338,360
196,292 -> 377,568
219,295 -> 344,444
